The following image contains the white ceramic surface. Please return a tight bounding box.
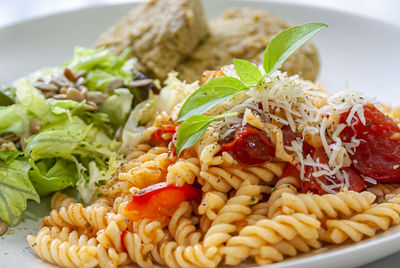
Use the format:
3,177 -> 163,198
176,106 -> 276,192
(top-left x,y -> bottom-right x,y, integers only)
1,1 -> 400,268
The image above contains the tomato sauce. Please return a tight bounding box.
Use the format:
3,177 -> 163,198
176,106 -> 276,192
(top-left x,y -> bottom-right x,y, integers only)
220,125 -> 275,165
283,147 -> 366,194
150,125 -> 176,146
340,105 -> 400,182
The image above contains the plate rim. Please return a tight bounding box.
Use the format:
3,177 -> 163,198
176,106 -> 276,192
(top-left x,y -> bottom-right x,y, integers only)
1,1 -> 400,268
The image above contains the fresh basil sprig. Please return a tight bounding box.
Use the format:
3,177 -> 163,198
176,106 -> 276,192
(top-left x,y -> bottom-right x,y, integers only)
233,59 -> 263,85
177,77 -> 246,122
176,112 -> 237,157
263,22 -> 327,75
175,22 -> 327,157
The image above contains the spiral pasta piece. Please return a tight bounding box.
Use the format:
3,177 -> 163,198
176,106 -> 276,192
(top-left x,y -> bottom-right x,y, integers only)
131,218 -> 166,245
119,153 -> 172,189
125,143 -> 153,161
251,246 -> 284,265
326,195 -> 400,243
196,127 -> 223,171
280,191 -> 376,219
50,192 -> 76,210
42,204 -> 126,232
166,157 -> 200,186
198,191 -> 227,220
203,180 -> 261,248
273,236 -> 321,257
199,167 -> 243,192
224,161 -> 286,187
220,213 -> 321,265
48,226 -> 98,247
152,111 -> 175,128
121,146 -> 169,172
27,229 -> 99,268
99,177 -> 131,200
168,202 -> 202,246
159,242 -> 221,268
27,227 -> 127,268
199,143 -> 223,170
97,221 -> 126,253
122,231 -> 154,268
246,201 -> 269,225
367,183 -> 400,203
266,180 -> 298,218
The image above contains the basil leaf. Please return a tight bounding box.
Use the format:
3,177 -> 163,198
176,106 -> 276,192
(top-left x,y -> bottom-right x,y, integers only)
233,59 -> 263,85
263,22 -> 327,75
176,112 -> 237,157
177,77 -> 247,122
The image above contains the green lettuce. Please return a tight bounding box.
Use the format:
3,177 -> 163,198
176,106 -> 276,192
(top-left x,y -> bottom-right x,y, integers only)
0,104 -> 29,135
66,47 -> 135,92
25,115 -> 114,162
15,79 -> 49,121
100,88 -> 133,126
28,158 -> 78,196
0,83 -> 16,106
0,150 -> 22,164
0,157 -> 39,226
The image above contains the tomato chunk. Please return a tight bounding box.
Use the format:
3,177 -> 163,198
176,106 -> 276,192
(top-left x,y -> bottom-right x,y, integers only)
301,147 -> 366,194
340,105 -> 400,182
150,125 -> 176,146
281,125 -> 313,154
220,125 -> 275,165
124,182 -> 202,221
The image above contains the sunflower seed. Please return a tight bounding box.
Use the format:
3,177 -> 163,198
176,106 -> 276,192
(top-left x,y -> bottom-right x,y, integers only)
75,70 -> 87,80
66,87 -> 84,102
106,78 -> 125,93
75,77 -> 86,87
34,82 -> 58,91
64,68 -> 76,82
129,79 -> 153,88
53,94 -> 67,100
87,91 -> 108,105
30,118 -> 41,134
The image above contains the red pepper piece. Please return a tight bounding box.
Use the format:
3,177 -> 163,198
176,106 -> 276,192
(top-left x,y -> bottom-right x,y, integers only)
124,182 -> 202,221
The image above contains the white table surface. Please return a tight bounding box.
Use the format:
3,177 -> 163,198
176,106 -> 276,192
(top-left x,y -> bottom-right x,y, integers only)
0,0 -> 400,267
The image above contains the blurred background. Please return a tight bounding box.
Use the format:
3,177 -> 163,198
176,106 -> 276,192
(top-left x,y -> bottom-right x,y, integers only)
0,0 -> 399,27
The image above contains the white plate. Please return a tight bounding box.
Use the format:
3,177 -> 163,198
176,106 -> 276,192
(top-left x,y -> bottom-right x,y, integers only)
1,1 -> 400,268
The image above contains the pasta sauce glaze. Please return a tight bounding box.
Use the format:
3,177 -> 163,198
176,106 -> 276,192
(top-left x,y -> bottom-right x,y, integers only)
340,105 -> 400,182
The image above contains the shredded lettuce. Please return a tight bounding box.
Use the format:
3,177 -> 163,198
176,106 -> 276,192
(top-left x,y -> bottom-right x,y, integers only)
66,47 -> 135,92
25,115 -> 115,160
0,150 -> 22,163
15,79 -> 49,121
0,83 -> 16,106
119,93 -> 158,154
0,46 -> 140,224
100,88 -> 133,126
0,157 -> 39,226
0,105 -> 29,135
28,158 -> 78,196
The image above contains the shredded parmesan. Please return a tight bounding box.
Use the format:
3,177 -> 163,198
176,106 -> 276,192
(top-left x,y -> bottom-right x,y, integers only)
208,69 -> 378,191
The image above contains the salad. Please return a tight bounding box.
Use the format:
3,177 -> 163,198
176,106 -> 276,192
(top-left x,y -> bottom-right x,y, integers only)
0,46 -> 191,228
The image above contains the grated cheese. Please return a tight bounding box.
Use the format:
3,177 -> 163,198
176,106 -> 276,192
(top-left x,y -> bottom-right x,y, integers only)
208,68 -> 378,192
